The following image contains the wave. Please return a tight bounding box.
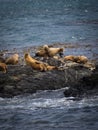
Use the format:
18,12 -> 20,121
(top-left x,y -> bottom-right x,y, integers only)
0,89 -> 98,111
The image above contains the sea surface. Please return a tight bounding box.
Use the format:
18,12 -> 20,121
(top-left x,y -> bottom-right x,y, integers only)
0,0 -> 98,50
0,0 -> 98,130
0,89 -> 98,130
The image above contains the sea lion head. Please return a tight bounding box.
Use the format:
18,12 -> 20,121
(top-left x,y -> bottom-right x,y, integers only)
43,45 -> 49,51
14,54 -> 19,58
24,53 -> 29,58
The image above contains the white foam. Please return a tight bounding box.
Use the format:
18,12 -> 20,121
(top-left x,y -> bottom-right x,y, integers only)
0,90 -> 98,111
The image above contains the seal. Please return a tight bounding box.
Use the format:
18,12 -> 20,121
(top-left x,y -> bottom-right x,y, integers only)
0,62 -> 7,73
6,54 -> 19,65
43,45 -> 64,57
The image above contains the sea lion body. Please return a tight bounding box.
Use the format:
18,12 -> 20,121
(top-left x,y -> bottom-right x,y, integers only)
31,62 -> 47,71
6,54 -> 19,65
24,53 -> 47,71
64,55 -> 88,64
46,65 -> 58,71
35,50 -> 48,57
43,45 -> 64,57
0,62 -> 7,73
24,53 -> 57,71
24,53 -> 38,65
64,55 -> 75,61
76,56 -> 88,63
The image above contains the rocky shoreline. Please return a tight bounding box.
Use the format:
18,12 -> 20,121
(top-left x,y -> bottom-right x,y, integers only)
0,43 -> 98,98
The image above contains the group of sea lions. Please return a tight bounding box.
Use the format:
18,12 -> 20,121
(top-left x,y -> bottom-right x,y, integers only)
0,44 -> 95,73
35,44 -> 95,70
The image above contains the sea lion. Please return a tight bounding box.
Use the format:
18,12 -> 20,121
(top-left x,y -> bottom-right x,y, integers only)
0,62 -> 7,73
24,53 -> 47,71
24,52 -> 58,71
64,55 -> 88,64
46,65 -> 58,71
6,54 -> 19,65
30,61 -> 47,71
76,55 -> 88,64
43,45 -> 64,57
64,55 -> 75,61
24,53 -> 38,64
35,49 -> 48,58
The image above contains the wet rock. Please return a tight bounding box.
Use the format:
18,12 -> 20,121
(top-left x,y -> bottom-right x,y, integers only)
64,64 -> 98,97
0,61 -> 97,98
4,85 -> 14,91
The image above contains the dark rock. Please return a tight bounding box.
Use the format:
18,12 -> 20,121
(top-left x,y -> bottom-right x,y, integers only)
64,64 -> 98,97
0,61 -> 97,98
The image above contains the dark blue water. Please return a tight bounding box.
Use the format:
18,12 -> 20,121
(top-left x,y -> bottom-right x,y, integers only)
0,89 -> 98,130
0,0 -> 98,129
0,0 -> 98,49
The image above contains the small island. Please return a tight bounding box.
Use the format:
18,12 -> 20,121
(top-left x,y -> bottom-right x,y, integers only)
0,43 -> 98,98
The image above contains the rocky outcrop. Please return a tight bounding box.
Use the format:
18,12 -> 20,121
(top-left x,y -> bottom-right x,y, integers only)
0,60 -> 97,98
0,43 -> 98,98
64,63 -> 98,97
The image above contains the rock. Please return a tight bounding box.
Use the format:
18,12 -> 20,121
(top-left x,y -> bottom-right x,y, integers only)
4,85 -> 14,91
0,61 -> 97,98
64,64 -> 98,97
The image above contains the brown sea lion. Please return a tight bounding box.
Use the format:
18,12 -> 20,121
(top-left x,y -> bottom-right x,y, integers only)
76,55 -> 88,64
24,52 -> 58,71
35,49 -> 48,58
64,55 -> 88,64
43,45 -> 64,57
64,55 -> 75,61
0,62 -> 7,73
30,61 -> 47,71
24,53 -> 48,71
6,54 -> 19,65
24,53 -> 38,64
46,65 -> 58,71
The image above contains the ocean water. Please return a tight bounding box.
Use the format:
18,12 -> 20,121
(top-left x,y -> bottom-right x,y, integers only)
0,89 -> 98,130
0,0 -> 98,49
0,0 -> 98,130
